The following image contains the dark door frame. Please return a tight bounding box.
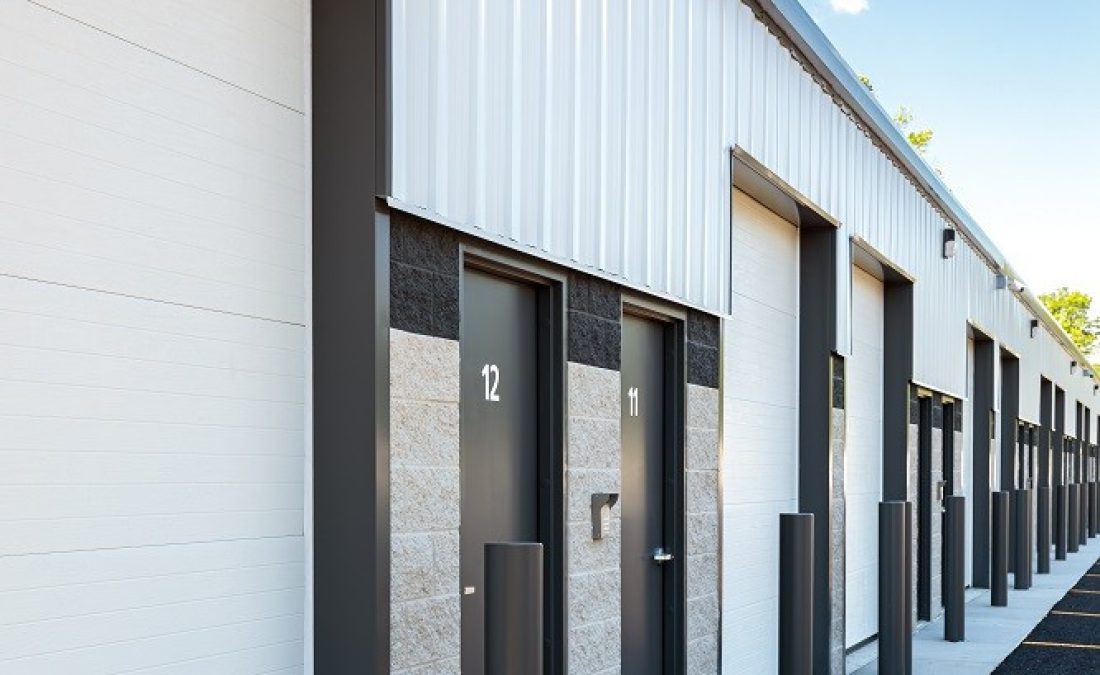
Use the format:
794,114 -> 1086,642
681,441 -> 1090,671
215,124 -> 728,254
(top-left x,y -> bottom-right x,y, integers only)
970,328 -> 995,588
622,296 -> 688,675
460,247 -> 567,675
941,397 -> 956,605
917,391 -> 934,621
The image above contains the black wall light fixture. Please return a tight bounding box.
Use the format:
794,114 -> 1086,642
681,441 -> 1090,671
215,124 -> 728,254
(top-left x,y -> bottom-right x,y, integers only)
1030,319 -> 1039,339
943,228 -> 957,258
1072,361 -> 1078,374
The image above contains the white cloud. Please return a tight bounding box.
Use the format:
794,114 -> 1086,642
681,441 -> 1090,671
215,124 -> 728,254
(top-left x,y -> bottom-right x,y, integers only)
830,0 -> 869,14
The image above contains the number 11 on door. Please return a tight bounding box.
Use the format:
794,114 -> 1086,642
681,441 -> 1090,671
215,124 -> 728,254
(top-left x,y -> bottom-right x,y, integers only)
627,387 -> 639,417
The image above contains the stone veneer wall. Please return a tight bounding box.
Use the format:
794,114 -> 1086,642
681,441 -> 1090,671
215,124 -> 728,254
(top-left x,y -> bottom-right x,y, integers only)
384,213 -> 722,673
565,273 -> 623,675
389,214 -> 463,673
390,329 -> 462,673
686,312 -> 721,672
566,362 -> 622,674
828,353 -> 847,673
830,404 -> 846,671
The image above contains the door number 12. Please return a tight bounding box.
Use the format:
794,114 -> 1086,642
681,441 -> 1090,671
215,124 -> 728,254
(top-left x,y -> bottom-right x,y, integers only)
481,364 -> 500,402
627,387 -> 639,417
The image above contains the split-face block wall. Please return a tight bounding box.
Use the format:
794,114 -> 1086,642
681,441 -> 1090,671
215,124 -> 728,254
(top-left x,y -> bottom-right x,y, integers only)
386,213 -> 720,674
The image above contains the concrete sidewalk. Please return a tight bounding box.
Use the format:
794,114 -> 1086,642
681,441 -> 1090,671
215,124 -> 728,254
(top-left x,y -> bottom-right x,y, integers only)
850,544 -> 1100,674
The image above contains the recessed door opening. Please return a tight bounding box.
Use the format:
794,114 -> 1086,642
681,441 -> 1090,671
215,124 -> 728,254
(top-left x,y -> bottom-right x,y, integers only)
620,308 -> 686,675
459,260 -> 564,675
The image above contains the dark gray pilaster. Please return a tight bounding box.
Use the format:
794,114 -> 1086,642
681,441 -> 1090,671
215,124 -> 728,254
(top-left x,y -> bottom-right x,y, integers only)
312,0 -> 392,670
883,283 -> 914,503
797,225 -> 840,675
971,337 -> 995,588
999,352 -> 1019,492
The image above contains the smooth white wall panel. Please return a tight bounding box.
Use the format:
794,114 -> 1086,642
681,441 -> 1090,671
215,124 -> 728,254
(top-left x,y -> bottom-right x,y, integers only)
722,190 -> 799,674
0,2 -> 305,673
31,0 -> 304,112
0,6 -> 303,325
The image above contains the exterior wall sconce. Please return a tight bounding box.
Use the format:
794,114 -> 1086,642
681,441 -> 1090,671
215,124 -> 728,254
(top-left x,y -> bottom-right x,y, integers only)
1072,361 -> 1078,374
943,228 -> 957,258
1094,384 -> 1098,395
996,274 -> 1025,293
1030,319 -> 1039,338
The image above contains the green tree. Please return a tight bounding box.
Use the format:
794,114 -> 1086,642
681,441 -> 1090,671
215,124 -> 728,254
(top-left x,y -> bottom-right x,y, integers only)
893,106 -> 934,154
858,76 -> 935,154
1039,287 -> 1100,356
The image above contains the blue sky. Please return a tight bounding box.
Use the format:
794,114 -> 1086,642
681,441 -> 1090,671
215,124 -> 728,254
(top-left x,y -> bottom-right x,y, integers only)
802,0 -> 1100,298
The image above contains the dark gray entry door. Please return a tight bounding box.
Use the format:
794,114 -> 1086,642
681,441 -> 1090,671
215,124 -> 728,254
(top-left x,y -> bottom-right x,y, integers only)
917,395 -> 932,621
621,314 -> 668,674
460,268 -> 540,674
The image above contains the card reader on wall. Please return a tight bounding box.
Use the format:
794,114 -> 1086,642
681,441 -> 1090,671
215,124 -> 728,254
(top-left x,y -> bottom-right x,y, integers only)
591,493 -> 619,540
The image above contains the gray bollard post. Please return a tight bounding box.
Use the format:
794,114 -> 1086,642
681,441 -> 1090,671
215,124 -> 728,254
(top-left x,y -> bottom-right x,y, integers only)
879,501 -> 912,675
991,491 -> 1009,607
485,542 -> 543,675
945,495 -> 966,642
1093,482 -> 1099,537
1069,484 -> 1080,553
1090,483 -> 1098,538
779,513 -> 813,675
1056,484 -> 1068,560
1037,486 -> 1051,574
1014,490 -> 1030,590
1081,484 -> 1089,546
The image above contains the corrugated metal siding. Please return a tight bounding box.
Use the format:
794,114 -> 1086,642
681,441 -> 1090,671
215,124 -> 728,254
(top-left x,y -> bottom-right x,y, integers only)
724,1 -> 1095,417
392,0 -> 1097,412
0,2 -> 305,672
391,0 -> 732,312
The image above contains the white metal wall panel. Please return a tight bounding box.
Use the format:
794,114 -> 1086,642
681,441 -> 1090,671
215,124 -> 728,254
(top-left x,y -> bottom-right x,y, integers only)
845,266 -> 884,648
0,2 -> 305,673
391,0 -> 732,313
724,1 -> 1098,415
722,190 -> 799,674
391,0 -> 1098,417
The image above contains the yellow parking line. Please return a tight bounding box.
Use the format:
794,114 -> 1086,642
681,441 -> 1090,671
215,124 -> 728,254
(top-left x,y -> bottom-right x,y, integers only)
1070,589 -> 1100,595
1022,641 -> 1100,651
1052,610 -> 1100,618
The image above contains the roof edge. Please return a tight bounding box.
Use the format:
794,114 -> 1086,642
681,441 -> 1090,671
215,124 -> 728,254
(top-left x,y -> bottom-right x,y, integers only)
755,0 -> 1096,374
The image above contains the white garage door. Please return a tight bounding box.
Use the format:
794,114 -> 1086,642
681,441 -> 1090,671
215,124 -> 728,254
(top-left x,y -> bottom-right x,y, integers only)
721,189 -> 799,673
845,266 -> 885,649
964,337 -> 975,587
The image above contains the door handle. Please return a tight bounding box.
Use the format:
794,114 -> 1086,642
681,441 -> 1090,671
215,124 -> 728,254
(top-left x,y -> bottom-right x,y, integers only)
652,548 -> 674,563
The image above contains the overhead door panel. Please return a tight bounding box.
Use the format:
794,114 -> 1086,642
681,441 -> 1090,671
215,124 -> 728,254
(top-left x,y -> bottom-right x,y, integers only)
846,266 -> 885,648
722,189 -> 799,673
